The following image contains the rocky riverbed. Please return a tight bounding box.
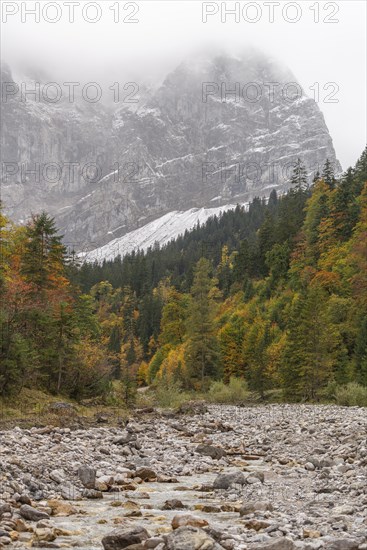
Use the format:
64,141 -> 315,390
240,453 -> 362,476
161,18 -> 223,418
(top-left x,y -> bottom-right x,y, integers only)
0,404 -> 366,549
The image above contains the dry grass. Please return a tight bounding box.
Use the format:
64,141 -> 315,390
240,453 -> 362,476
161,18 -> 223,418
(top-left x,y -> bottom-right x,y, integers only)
0,388 -> 129,429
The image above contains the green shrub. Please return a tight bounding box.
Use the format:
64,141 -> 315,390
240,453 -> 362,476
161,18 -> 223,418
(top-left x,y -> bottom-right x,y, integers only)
135,389 -> 156,409
335,382 -> 367,407
153,379 -> 191,409
208,377 -> 249,404
322,380 -> 339,401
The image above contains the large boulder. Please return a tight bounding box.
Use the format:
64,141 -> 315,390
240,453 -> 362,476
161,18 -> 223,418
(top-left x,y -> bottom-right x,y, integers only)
171,514 -> 209,530
0,502 -> 11,517
49,469 -> 65,484
102,526 -> 149,550
33,527 -> 57,542
77,466 -> 96,489
135,467 -> 157,481
195,445 -> 226,460
60,484 -> 82,500
162,499 -> 187,510
113,431 -> 141,450
239,500 -> 274,516
213,470 -> 246,489
47,499 -> 77,516
19,504 -> 50,521
164,526 -> 223,549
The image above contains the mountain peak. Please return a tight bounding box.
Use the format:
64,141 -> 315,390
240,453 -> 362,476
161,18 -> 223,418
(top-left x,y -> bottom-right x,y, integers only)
1,52 -> 341,253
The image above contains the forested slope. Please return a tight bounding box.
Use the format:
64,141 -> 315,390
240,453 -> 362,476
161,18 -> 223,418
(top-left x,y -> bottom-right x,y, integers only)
1,148 -> 366,402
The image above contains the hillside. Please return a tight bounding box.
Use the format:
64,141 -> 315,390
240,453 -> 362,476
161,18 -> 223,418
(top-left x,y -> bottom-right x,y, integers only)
1,150 -> 366,403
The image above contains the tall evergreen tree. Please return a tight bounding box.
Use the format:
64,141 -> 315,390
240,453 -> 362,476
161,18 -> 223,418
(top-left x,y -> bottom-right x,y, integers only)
313,170 -> 321,184
322,159 -> 336,189
281,288 -> 340,400
185,258 -> 219,386
21,212 -> 67,289
257,211 -> 276,276
243,318 -> 273,398
290,158 -> 308,190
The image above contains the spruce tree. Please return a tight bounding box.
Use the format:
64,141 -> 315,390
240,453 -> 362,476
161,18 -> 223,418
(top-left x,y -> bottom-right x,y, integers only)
313,170 -> 321,184
290,158 -> 308,190
257,211 -> 275,276
185,258 -> 219,386
322,159 -> 336,189
233,239 -> 250,283
353,146 -> 367,186
243,318 -> 273,398
281,288 -> 339,400
21,212 -> 67,289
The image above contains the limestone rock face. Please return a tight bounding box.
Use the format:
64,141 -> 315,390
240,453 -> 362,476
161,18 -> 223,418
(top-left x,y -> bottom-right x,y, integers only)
1,52 -> 341,254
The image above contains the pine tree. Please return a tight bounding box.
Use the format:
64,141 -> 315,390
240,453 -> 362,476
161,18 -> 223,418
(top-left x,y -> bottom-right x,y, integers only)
313,170 -> 321,184
233,239 -> 250,283
267,189 -> 278,213
257,211 -> 275,276
185,258 -> 219,386
243,318 -> 273,398
21,212 -> 67,290
281,288 -> 339,400
322,159 -> 336,189
353,146 -> 367,186
290,158 -> 308,190
265,242 -> 291,285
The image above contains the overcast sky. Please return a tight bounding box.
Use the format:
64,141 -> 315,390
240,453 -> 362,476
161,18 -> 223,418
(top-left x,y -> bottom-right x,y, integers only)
1,0 -> 366,169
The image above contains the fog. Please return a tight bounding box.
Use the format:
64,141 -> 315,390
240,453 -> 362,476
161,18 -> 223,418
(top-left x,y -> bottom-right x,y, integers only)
1,0 -> 366,169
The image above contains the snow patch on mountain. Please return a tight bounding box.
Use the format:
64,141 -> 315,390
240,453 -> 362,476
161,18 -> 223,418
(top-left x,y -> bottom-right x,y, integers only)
83,202 -> 247,263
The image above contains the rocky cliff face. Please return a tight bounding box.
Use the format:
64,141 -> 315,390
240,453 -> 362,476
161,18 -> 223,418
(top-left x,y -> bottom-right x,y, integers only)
1,53 -> 341,250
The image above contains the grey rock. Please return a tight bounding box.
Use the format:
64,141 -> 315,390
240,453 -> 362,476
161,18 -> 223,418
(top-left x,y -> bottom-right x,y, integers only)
113,431 -> 134,445
324,539 -> 360,550
145,538 -> 165,548
195,444 -> 227,460
239,500 -> 273,516
1,54 -> 341,255
164,526 -> 223,549
16,494 -> 32,505
135,467 -> 157,481
162,499 -> 187,510
77,466 -> 96,489
213,470 -> 246,489
102,526 -> 149,550
60,484 -> 82,500
19,504 -> 50,521
0,502 -> 11,517
49,469 -> 65,484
